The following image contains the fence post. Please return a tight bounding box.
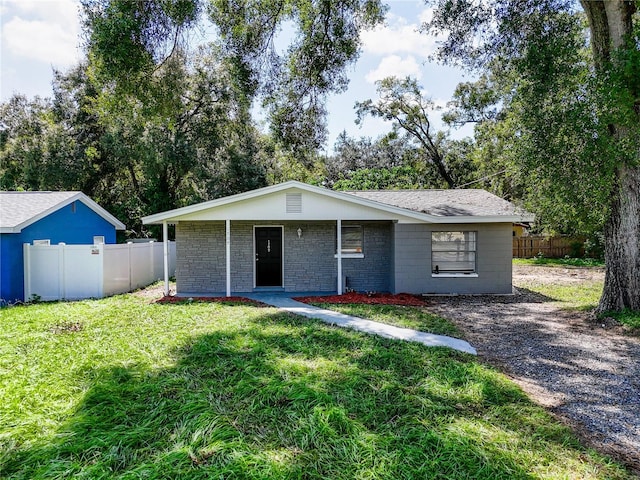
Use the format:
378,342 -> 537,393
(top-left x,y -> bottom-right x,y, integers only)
127,242 -> 132,292
58,243 -> 66,300
149,240 -> 155,285
23,243 -> 31,301
97,243 -> 104,298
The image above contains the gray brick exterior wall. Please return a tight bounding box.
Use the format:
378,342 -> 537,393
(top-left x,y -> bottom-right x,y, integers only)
342,222 -> 391,292
175,220 -> 393,294
175,220 -> 511,295
282,222 -> 337,292
175,222 -> 226,293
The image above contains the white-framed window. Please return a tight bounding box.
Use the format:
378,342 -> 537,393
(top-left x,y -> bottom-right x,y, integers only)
33,239 -> 50,246
432,231 -> 477,274
340,225 -> 363,254
93,235 -> 105,244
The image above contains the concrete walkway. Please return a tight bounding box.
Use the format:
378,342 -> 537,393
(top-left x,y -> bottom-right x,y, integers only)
246,293 -> 477,355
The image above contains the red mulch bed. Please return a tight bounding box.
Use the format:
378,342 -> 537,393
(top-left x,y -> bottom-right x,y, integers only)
156,296 -> 266,306
294,292 -> 428,306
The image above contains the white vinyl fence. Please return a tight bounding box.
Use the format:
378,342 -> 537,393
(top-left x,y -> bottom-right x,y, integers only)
23,241 -> 176,301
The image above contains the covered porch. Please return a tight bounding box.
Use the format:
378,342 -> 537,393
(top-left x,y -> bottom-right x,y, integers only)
160,219 -> 393,297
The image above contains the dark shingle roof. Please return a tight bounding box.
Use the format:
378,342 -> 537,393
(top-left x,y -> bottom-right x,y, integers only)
0,191 -> 80,229
345,189 -> 524,217
0,191 -> 125,232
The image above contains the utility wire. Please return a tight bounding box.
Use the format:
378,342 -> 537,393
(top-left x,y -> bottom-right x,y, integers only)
454,169 -> 508,189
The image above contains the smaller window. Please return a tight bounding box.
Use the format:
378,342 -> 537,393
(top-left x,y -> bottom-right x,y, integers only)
93,236 -> 105,245
432,231 -> 476,274
340,225 -> 363,253
33,239 -> 51,246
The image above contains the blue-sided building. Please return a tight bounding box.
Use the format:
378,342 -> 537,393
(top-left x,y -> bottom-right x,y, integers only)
0,191 -> 126,303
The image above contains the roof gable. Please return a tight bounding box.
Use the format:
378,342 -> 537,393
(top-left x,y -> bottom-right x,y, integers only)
143,181 -> 534,225
0,191 -> 126,233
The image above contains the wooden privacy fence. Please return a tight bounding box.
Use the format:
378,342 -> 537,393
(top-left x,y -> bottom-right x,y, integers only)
24,241 -> 176,301
513,236 -> 584,258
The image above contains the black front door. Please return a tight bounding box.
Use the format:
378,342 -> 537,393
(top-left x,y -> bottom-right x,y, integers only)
255,227 -> 282,287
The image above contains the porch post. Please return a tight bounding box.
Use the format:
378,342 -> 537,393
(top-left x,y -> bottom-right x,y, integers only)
163,221 -> 169,296
337,219 -> 342,295
226,219 -> 231,297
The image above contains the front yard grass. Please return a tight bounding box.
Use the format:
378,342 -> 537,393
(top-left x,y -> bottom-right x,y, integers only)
0,294 -> 634,479
515,280 -> 605,311
309,303 -> 461,337
513,261 -> 640,329
513,257 -> 605,267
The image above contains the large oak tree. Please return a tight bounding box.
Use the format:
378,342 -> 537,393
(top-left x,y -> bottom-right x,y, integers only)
427,0 -> 639,313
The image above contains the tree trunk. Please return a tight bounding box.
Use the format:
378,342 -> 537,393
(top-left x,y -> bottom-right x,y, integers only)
598,165 -> 640,312
582,1 -> 640,313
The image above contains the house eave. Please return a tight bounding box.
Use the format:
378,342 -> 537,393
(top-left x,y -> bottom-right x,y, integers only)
142,181 -> 534,225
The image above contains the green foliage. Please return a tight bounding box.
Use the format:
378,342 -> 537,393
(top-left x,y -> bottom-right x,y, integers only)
442,76 -> 500,127
355,76 -> 458,187
0,95 -> 57,191
0,294 -> 633,478
427,4 -> 615,235
333,165 -> 428,190
82,0 -> 387,153
324,129 -> 477,190
81,0 -> 201,96
0,45 -> 268,236
213,0 -> 387,151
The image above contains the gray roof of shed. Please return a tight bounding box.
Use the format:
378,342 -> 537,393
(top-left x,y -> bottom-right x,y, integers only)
346,189 -> 525,217
0,191 -> 125,233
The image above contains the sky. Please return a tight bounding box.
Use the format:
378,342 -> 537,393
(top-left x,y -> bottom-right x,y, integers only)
0,0 -> 473,151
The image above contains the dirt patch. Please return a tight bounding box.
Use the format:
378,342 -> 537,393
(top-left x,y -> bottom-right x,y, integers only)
294,291 -> 428,306
513,264 -> 604,284
131,282 -> 174,300
49,321 -> 83,334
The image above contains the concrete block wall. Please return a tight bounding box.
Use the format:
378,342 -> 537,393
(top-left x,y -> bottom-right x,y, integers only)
175,220 -> 511,295
392,222 -> 513,294
230,222 -> 254,292
342,221 -> 392,292
175,220 -> 394,294
392,224 -> 430,294
175,222 -> 226,293
283,222 -> 337,292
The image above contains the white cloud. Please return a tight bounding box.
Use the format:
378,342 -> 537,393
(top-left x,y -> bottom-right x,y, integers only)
2,0 -> 82,67
361,9 -> 437,58
418,7 -> 435,25
365,55 -> 422,84
6,0 -> 80,25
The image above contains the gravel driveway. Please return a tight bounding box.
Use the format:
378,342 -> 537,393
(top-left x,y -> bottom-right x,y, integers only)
427,265 -> 640,473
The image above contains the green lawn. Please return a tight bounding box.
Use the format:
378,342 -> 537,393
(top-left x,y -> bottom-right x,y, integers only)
513,261 -> 640,329
0,294 -> 634,479
515,279 -> 605,311
308,303 -> 461,337
513,258 -> 605,267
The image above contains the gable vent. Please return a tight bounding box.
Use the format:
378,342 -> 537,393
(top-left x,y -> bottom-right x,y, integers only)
286,193 -> 302,213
